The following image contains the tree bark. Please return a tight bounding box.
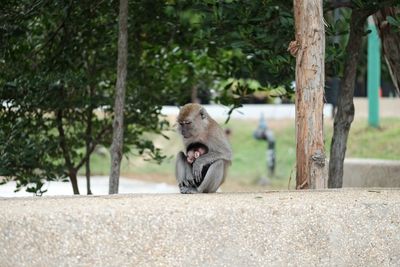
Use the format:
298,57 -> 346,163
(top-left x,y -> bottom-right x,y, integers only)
292,0 -> 326,189
374,7 -> 400,96
69,169 -> 80,195
191,85 -> 200,103
328,10 -> 370,188
85,98 -> 93,195
109,0 -> 128,194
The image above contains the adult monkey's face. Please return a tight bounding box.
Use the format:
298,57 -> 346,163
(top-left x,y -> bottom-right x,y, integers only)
177,103 -> 208,139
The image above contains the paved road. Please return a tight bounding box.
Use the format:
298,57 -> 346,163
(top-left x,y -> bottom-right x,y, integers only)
162,103 -> 333,120
0,176 -> 178,197
162,97 -> 399,120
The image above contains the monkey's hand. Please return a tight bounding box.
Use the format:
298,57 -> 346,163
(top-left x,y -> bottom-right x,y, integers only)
192,152 -> 226,182
192,159 -> 205,183
176,151 -> 196,186
187,156 -> 194,164
179,184 -> 198,194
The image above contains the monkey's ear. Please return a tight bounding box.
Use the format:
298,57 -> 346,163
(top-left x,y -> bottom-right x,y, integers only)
200,108 -> 206,119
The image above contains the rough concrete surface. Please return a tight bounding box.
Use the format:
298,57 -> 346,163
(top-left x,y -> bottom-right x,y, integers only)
1,190 -> 400,267
344,158 -> 400,187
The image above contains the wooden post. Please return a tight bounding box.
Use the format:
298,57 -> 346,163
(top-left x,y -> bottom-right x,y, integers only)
291,0 -> 326,189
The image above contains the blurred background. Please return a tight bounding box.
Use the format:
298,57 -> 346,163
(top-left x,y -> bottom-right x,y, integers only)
1,1 -> 399,196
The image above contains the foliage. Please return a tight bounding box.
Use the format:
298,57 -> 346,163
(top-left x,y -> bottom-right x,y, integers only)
178,0 -> 296,102
2,0 -> 293,194
0,0 -> 172,193
387,15 -> 400,32
323,1 -> 399,85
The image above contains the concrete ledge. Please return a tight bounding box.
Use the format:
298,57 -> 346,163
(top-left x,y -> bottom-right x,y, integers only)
1,190 -> 400,266
344,158 -> 400,187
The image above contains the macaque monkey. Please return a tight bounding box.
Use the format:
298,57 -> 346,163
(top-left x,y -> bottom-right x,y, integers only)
175,103 -> 232,193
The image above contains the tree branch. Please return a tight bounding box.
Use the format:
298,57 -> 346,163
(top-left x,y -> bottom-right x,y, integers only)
75,124 -> 112,171
56,109 -> 74,171
23,0 -> 51,18
31,21 -> 65,57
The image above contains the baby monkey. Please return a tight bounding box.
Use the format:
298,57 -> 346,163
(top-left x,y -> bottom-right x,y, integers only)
186,143 -> 208,164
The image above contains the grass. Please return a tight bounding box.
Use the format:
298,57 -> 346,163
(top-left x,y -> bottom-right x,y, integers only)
341,118 -> 400,159
86,117 -> 400,191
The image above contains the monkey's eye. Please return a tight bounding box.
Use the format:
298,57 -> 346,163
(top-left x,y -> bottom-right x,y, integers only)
179,121 -> 191,126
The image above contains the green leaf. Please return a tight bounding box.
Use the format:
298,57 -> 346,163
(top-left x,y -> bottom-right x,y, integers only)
387,16 -> 400,28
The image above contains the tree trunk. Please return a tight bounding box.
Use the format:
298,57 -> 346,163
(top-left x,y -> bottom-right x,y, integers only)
374,7 -> 400,96
328,11 -> 370,188
191,85 -> 200,103
85,155 -> 92,194
85,103 -> 93,195
56,109 -> 80,195
109,0 -> 128,194
69,169 -> 80,195
292,0 -> 326,189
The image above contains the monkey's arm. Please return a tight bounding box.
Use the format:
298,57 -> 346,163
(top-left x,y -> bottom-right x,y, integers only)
175,151 -> 198,193
192,151 -> 230,182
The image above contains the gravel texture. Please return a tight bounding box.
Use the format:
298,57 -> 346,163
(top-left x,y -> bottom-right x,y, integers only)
1,189 -> 400,267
